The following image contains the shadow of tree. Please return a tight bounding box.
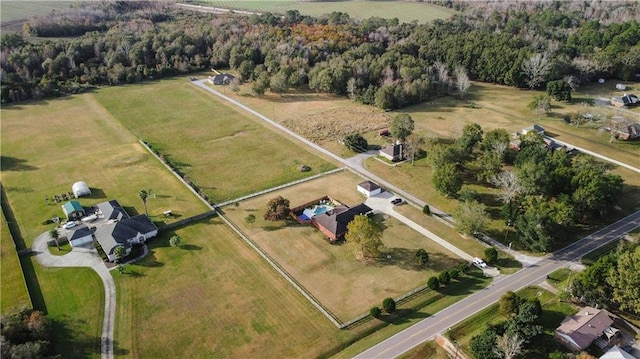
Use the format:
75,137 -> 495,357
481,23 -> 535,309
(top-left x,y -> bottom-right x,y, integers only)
0,156 -> 38,171
52,314 -> 103,358
180,244 -> 201,250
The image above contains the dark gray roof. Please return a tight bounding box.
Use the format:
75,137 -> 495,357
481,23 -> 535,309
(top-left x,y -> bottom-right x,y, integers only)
70,227 -> 92,240
312,203 -> 372,238
97,200 -> 129,221
212,73 -> 235,85
94,214 -> 157,257
358,181 -> 381,191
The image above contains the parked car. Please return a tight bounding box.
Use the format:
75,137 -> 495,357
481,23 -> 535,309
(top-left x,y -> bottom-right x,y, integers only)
472,257 -> 487,268
391,198 -> 403,205
63,221 -> 78,229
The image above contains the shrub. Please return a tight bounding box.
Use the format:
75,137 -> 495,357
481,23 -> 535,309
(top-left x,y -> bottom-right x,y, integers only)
343,133 -> 368,153
245,214 -> 256,224
427,276 -> 440,290
438,271 -> 451,286
415,248 -> 429,265
422,205 -> 431,215
484,247 -> 498,264
382,297 -> 396,314
370,306 -> 381,318
448,268 -> 461,280
458,262 -> 469,273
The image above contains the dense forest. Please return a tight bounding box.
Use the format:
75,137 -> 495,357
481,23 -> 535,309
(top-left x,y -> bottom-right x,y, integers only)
1,1 -> 639,105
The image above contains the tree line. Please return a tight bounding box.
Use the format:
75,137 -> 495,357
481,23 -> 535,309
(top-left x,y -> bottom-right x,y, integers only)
426,123 -> 623,253
2,1 -> 639,104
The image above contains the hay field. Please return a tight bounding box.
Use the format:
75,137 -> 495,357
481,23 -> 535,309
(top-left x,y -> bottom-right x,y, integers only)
0,212 -> 30,313
198,0 -> 457,23
93,77 -> 337,203
0,1 -> 75,31
113,218 -> 375,358
223,170 -> 462,320
0,94 -> 210,247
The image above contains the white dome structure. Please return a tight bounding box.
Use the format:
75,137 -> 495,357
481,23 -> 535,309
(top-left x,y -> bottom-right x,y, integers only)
72,181 -> 91,198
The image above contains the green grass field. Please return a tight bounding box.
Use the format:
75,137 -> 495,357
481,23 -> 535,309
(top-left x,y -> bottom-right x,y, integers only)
113,218 -> 378,358
0,1 -> 76,29
93,77 -> 337,204
1,93 -> 212,248
224,170 -> 464,320
0,211 -> 31,314
196,0 -> 457,23
397,341 -> 448,359
20,257 -> 104,358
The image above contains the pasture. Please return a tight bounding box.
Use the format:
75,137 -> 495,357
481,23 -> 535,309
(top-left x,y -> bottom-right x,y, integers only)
196,0 -> 457,23
0,1 -> 76,31
93,77 -> 337,204
222,170 -> 464,320
0,93 -> 210,248
113,218 -> 376,358
1,211 -> 30,313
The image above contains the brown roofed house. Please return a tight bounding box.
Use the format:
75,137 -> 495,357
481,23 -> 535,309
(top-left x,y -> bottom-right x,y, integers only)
311,203 -> 372,241
555,306 -> 614,351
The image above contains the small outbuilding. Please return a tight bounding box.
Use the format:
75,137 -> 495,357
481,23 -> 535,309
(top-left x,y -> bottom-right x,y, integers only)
72,181 -> 91,198
357,181 -> 382,198
62,201 -> 85,220
521,124 -> 545,136
208,73 -> 235,85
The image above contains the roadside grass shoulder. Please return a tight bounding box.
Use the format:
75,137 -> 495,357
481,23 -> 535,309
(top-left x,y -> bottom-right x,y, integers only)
397,340 -> 448,359
329,268 -> 492,359
581,238 -> 622,265
195,0 -> 457,23
0,211 -> 31,313
94,77 -> 337,203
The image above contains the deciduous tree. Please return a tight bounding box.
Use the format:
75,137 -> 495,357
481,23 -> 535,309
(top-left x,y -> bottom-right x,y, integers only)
433,163 -> 463,197
546,80 -> 572,102
345,215 -> 383,261
484,247 -> 498,265
390,113 -> 414,142
403,134 -> 424,165
454,66 -> 471,98
453,200 -> 488,236
427,276 -> 440,290
608,245 -> 640,313
527,94 -> 551,118
382,297 -> 396,314
499,291 -> 522,317
263,196 -> 290,222
522,52 -> 552,89
494,333 -> 523,359
415,248 -> 429,265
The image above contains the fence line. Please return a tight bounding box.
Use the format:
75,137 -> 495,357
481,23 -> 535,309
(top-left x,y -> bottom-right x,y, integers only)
138,140 -> 214,210
214,167 -> 345,208
216,211 -> 345,328
159,210 -> 218,232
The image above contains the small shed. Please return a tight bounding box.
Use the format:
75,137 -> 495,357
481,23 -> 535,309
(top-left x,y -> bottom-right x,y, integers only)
72,181 -> 91,198
62,201 -> 85,220
521,124 -> 545,136
357,181 -> 382,197
69,227 -> 93,247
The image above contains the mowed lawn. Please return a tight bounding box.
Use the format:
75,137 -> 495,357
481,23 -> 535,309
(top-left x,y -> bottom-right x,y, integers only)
20,255 -> 104,358
1,93 -> 211,248
1,211 -> 30,313
199,0 -> 457,23
223,170 -> 463,320
93,77 -> 337,203
113,218 -> 374,358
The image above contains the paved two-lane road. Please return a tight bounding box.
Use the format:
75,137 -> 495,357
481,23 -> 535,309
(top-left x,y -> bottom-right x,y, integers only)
353,209 -> 640,358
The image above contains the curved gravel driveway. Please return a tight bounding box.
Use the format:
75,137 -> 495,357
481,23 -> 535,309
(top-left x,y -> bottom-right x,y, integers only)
31,233 -> 115,359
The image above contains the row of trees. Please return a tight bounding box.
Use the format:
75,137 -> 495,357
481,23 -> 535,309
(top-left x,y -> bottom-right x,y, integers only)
2,2 -> 638,104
